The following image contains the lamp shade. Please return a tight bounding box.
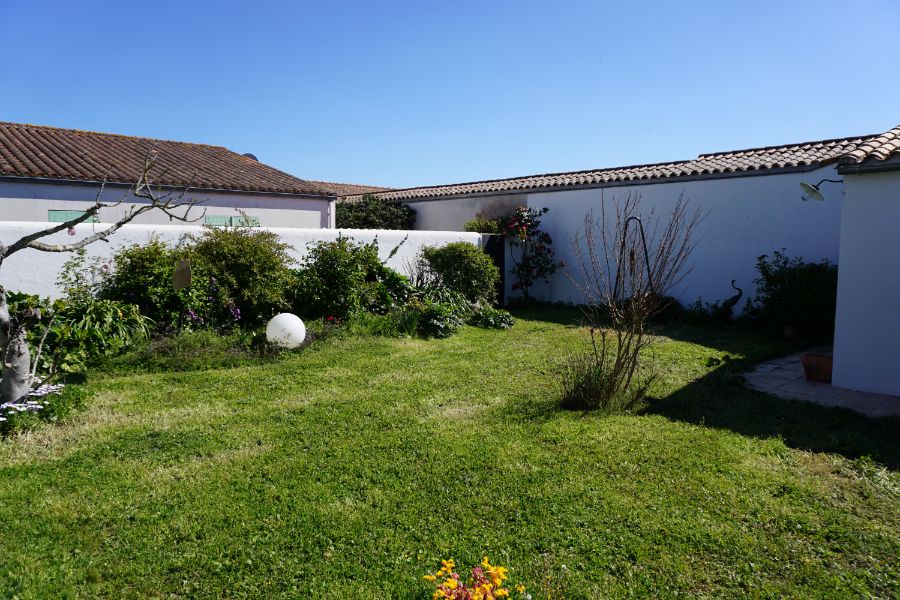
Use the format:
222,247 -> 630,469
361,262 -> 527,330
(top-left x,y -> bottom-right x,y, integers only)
265,313 -> 306,348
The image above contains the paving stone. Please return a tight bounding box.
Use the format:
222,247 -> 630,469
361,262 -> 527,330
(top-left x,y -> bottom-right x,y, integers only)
744,350 -> 900,418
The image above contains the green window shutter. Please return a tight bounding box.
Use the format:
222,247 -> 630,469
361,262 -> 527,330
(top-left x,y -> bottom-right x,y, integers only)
48,210 -> 99,223
230,215 -> 260,227
204,215 -> 231,227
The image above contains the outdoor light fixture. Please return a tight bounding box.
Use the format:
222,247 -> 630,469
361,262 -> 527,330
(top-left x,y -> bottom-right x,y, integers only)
800,178 -> 843,201
266,313 -> 306,348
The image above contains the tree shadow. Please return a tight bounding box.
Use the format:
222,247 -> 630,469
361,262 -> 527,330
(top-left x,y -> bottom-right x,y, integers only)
642,366 -> 900,470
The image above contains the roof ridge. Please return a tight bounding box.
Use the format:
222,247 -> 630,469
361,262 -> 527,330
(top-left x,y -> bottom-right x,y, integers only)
697,132 -> 878,158
306,178 -> 394,189
372,159 -> 699,197
361,129 -> 883,200
0,121 -> 227,150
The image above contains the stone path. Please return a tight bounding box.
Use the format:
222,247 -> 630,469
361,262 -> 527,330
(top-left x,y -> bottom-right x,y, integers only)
744,351 -> 900,418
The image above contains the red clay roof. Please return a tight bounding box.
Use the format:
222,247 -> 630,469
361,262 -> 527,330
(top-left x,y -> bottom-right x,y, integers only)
306,180 -> 394,197
351,128 -> 894,201
0,122 -> 333,197
840,124 -> 900,165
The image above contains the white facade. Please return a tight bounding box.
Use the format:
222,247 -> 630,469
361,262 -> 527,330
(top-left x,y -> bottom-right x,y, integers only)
0,180 -> 333,229
408,166 -> 844,305
0,221 -> 480,299
832,169 -> 900,396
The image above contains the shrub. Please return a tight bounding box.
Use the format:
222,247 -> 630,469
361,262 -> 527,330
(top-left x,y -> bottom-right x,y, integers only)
336,194 -> 416,229
558,343 -> 651,413
3,290 -> 150,378
292,237 -> 411,320
748,250 -> 838,341
420,242 -> 500,305
415,301 -> 463,339
469,306 -> 514,329
186,225 -> 296,326
506,206 -> 561,299
96,239 -> 207,331
463,216 -> 506,234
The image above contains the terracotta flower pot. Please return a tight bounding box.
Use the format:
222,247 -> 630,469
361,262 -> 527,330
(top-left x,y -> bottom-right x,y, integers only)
801,352 -> 833,383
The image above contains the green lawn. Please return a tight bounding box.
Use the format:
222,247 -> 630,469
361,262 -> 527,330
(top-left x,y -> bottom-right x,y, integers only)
1,308 -> 897,598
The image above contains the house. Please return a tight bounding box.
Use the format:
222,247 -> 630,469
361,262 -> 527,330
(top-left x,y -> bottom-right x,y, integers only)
832,126 -> 900,396
348,126 -> 899,310
0,122 -> 339,228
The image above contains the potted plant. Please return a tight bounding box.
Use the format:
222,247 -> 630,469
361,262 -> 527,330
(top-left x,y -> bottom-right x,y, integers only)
801,352 -> 833,383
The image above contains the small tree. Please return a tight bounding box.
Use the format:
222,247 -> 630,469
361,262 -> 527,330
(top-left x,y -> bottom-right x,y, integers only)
0,155 -> 202,403
564,193 -> 701,411
506,207 -> 561,299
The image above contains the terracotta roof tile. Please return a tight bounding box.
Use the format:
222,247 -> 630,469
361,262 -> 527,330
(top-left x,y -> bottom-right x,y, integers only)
840,124 -> 900,164
0,122 -> 333,197
354,129 -> 890,202
307,180 -> 394,197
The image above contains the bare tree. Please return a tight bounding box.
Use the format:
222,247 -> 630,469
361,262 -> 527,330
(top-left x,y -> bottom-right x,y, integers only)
562,192 -> 702,410
0,155 -> 203,403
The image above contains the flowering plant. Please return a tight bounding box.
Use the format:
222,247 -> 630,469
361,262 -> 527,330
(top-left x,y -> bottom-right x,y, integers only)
506,207 -> 562,299
424,557 -> 528,600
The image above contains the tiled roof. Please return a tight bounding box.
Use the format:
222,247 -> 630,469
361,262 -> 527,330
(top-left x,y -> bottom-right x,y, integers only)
353,130 -> 890,202
840,124 -> 900,165
0,122 -> 333,197
307,180 -> 393,197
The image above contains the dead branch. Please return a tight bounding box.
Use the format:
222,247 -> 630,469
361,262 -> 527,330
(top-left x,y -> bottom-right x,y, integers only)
0,154 -> 204,263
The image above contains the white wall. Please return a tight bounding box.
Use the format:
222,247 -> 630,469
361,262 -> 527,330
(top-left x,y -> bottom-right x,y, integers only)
521,167 -> 843,305
0,222 -> 481,298
0,180 -> 331,228
407,194 -> 523,231
832,171 -> 900,396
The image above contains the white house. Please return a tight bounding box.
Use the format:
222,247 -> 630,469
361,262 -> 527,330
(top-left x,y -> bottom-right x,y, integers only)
349,128 -> 898,308
832,126 -> 900,396
0,122 -> 349,229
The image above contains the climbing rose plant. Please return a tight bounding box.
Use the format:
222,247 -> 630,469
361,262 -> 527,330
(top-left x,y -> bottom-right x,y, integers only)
506,207 -> 561,299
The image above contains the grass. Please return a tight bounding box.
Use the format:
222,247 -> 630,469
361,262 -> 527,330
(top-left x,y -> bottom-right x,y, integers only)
0,307 -> 897,598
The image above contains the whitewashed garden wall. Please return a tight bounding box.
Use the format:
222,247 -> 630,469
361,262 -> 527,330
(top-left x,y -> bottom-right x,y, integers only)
0,222 -> 481,298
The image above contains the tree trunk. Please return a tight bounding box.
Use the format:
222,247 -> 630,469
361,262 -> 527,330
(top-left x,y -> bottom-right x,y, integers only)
0,288 -> 31,404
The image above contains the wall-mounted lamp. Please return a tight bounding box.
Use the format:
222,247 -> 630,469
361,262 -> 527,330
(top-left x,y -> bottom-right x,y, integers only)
800,178 -> 843,201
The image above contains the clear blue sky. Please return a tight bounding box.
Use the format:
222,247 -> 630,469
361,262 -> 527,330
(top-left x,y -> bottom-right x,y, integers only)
2,0 -> 898,189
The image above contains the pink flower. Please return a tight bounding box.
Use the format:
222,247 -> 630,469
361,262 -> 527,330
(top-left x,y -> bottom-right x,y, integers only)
67,227 -> 76,236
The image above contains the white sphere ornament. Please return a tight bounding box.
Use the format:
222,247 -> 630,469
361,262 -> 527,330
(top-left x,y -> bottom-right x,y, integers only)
265,313 -> 306,349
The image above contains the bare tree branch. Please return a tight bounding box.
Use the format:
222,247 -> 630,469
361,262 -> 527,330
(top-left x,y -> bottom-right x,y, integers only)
0,154 -> 204,263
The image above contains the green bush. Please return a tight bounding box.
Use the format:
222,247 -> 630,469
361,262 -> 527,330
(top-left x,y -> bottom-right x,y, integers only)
420,242 -> 499,305
96,240 -> 206,331
3,290 -> 150,377
468,306 -> 514,329
186,225 -> 296,326
748,250 -> 838,341
415,301 -> 463,338
463,217 -> 506,234
292,237 -> 411,320
97,227 -> 296,331
336,194 -> 416,229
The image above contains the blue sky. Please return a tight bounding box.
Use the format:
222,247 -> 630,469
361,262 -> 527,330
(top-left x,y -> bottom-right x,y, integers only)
2,0 -> 898,189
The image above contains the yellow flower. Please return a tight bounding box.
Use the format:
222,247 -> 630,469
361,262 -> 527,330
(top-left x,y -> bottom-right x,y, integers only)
433,590 -> 446,600
516,583 -> 526,593
496,589 -> 510,597
442,559 -> 456,570
423,574 -> 436,582
445,578 -> 458,590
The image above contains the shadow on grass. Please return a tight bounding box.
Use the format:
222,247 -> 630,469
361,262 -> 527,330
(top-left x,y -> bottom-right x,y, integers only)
642,367 -> 900,470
